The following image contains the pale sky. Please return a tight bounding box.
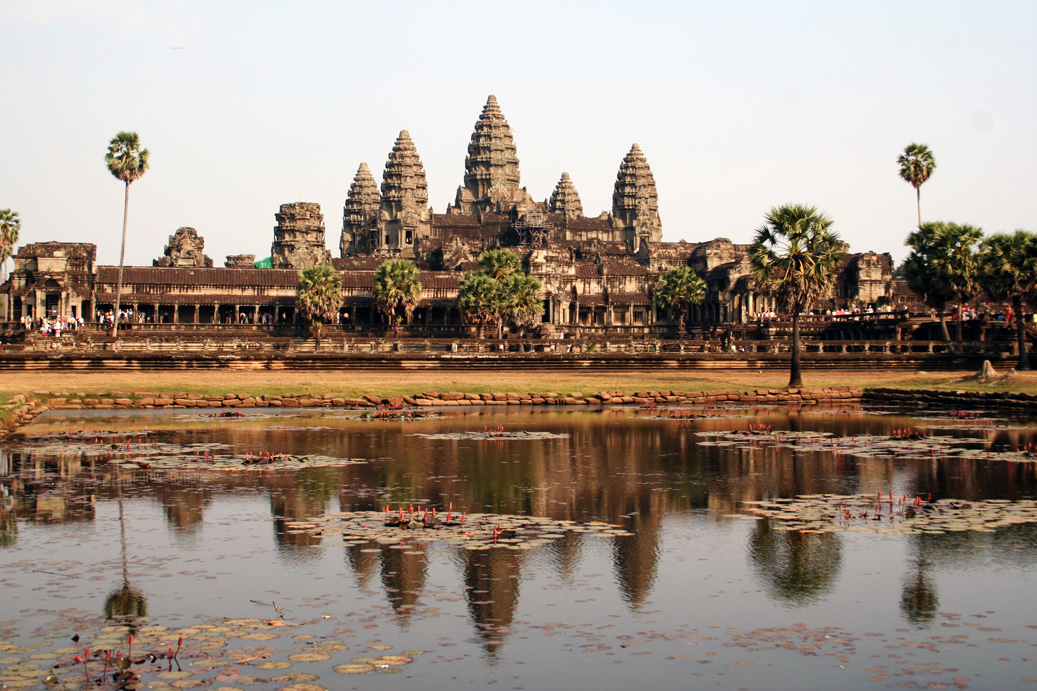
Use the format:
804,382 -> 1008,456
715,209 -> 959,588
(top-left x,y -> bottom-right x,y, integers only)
1,0 -> 1034,267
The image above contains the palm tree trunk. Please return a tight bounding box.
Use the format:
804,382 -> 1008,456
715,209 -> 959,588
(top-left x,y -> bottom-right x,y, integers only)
789,310 -> 803,388
916,187 -> 922,228
112,182 -> 130,337
955,303 -> 963,342
1014,296 -> 1030,371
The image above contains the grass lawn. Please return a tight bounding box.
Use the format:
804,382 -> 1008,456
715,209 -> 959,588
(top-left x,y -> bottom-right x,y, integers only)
2,367 -> 1035,400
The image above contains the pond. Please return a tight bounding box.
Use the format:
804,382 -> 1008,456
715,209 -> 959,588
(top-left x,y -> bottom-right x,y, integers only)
1,404 -> 1036,690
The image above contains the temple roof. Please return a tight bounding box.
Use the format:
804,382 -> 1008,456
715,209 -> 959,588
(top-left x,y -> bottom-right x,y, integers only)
612,143 -> 661,232
343,162 -> 380,228
549,173 -> 583,219
461,95 -> 521,206
381,131 -> 429,206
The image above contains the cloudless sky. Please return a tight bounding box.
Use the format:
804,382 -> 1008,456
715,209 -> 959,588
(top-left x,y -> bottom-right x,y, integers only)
1,0 -> 1034,267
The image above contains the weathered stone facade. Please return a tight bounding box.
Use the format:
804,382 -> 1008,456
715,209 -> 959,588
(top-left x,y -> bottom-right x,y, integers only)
1,95 -> 901,333
271,202 -> 332,270
154,227 -> 213,268
4,242 -> 96,321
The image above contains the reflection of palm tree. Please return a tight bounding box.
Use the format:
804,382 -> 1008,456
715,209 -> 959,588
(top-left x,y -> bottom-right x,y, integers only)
900,536 -> 939,626
104,494 -> 148,621
748,521 -> 842,605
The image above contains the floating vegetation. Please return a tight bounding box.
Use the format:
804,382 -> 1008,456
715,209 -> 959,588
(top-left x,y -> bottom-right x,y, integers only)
410,426 -> 568,441
0,614 -> 400,691
354,409 -> 441,421
696,429 -> 1037,464
288,508 -> 631,548
739,494 -> 1037,535
637,409 -> 748,421
3,433 -> 369,473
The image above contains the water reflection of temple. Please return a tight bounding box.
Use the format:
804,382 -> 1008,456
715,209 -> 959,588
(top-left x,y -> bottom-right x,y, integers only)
462,547 -> 524,656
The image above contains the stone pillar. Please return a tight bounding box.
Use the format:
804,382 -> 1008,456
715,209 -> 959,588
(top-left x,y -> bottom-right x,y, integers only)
194,305 -> 200,324
173,305 -> 179,324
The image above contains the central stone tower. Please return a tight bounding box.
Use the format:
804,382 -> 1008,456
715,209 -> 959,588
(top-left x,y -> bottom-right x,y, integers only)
452,95 -> 532,215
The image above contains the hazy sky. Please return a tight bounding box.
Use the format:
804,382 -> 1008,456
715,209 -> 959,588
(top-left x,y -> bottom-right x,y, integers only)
1,0 -> 1034,267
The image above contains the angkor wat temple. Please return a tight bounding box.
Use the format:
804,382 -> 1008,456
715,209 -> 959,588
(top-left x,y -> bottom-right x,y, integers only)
2,96 -> 899,335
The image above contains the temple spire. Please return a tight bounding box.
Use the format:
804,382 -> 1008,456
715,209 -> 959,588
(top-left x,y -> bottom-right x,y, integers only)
381,131 -> 429,208
340,162 -> 380,257
455,95 -> 522,213
379,130 -> 431,256
550,173 -> 583,219
612,143 -> 661,246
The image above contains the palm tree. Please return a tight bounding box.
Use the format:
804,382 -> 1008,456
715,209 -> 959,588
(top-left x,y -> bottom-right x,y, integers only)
749,204 -> 843,388
905,222 -> 982,342
940,223 -> 983,342
105,132 -> 150,336
902,224 -> 956,341
501,273 -> 544,337
295,264 -> 343,347
372,258 -> 422,336
653,267 -> 705,335
897,143 -> 936,228
0,209 -> 20,283
979,230 -> 1037,370
478,248 -> 521,281
458,271 -> 501,339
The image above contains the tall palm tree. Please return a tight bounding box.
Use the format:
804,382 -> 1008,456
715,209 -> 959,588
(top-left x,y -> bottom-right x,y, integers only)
0,209 -> 20,283
478,248 -> 521,281
501,272 -> 544,336
653,267 -> 706,335
295,264 -> 343,347
979,230 -> 1037,370
458,271 -> 501,339
372,258 -> 422,336
105,132 -> 149,336
749,204 -> 843,388
897,143 -> 936,228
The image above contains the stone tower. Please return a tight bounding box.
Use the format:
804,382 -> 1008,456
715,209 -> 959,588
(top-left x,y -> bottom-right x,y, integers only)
549,173 -> 583,220
612,144 -> 662,250
379,130 -> 431,257
340,162 -> 381,257
453,95 -> 529,214
154,227 -> 213,267
270,202 -> 332,270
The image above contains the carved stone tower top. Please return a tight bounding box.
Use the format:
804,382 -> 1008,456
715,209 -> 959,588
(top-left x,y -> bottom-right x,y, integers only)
612,144 -> 662,246
271,202 -> 332,270
455,95 -> 523,214
154,227 -> 213,268
381,131 -> 429,211
379,131 -> 431,257
549,173 -> 584,220
340,162 -> 381,256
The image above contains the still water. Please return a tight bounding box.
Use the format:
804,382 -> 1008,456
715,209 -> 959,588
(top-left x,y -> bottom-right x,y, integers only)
2,405 -> 1036,690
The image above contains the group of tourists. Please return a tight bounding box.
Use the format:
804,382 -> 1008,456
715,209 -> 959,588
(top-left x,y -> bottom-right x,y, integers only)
21,314 -> 85,336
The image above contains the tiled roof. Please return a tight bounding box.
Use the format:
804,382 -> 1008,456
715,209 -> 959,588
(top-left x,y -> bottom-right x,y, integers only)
95,266 -> 299,288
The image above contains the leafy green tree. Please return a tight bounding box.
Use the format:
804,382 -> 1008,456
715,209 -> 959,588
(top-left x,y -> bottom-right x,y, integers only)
749,204 -> 843,388
105,132 -> 149,336
904,222 -> 982,342
902,225 -> 956,341
501,273 -> 544,336
941,223 -> 983,341
458,271 -> 501,338
0,209 -> 20,283
295,264 -> 343,346
898,143 -> 936,228
478,248 -> 522,281
373,258 -> 422,335
653,266 -> 705,334
979,230 -> 1037,370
